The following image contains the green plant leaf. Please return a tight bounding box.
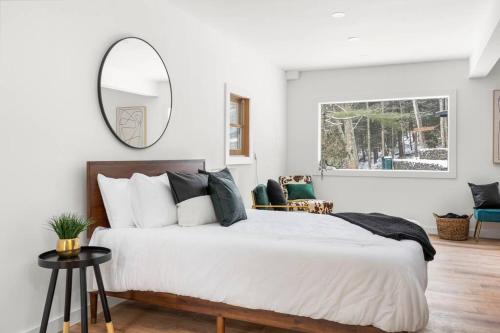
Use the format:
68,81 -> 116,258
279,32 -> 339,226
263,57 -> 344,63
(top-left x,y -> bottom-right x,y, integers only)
47,213 -> 94,239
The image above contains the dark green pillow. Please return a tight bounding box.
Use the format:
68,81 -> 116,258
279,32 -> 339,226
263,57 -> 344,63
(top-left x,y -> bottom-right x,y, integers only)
253,184 -> 270,209
208,174 -> 247,226
287,183 -> 316,200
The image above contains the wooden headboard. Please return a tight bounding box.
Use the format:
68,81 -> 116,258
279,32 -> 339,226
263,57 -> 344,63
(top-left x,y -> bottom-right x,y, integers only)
86,159 -> 205,238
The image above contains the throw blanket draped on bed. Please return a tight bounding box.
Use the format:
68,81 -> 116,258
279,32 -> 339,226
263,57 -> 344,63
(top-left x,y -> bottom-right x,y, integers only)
331,212 -> 436,261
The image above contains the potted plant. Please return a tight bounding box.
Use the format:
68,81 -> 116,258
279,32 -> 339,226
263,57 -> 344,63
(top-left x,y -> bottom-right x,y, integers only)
48,213 -> 93,258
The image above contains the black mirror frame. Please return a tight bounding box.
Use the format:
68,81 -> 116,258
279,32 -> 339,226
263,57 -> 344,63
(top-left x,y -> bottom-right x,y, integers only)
97,36 -> 173,149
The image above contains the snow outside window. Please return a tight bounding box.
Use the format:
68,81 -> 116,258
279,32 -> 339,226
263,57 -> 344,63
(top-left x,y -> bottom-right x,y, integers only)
318,94 -> 455,178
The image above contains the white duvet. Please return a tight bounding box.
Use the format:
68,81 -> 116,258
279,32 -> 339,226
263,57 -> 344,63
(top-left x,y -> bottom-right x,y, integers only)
90,209 -> 428,332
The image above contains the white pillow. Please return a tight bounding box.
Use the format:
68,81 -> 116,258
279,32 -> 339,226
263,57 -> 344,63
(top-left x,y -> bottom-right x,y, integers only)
97,174 -> 135,228
130,173 -> 177,228
177,195 -> 217,227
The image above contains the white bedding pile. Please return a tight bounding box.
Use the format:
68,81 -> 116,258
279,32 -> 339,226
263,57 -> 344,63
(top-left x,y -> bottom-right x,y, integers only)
90,209 -> 428,332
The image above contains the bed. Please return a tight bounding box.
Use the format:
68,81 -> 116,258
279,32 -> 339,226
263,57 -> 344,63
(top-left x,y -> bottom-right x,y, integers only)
87,160 -> 429,333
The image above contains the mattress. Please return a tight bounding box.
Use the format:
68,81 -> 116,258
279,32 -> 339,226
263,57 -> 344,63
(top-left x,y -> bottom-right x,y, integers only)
89,209 -> 428,332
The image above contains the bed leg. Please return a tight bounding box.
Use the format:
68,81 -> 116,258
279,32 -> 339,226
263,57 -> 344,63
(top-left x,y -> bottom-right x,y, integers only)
216,315 -> 225,333
90,292 -> 98,324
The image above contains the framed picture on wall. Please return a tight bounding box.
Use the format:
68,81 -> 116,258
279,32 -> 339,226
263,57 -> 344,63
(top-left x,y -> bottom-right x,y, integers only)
494,91 -> 500,163
116,106 -> 147,148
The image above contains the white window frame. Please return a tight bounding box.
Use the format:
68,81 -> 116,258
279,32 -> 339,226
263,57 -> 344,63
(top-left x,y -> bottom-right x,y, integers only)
316,90 -> 456,178
225,83 -> 253,165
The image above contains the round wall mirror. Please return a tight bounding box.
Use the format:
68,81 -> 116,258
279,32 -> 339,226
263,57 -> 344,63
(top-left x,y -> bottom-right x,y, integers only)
98,37 -> 172,148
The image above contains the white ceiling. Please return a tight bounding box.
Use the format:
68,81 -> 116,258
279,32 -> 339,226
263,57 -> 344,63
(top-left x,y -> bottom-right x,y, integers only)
170,0 -> 497,71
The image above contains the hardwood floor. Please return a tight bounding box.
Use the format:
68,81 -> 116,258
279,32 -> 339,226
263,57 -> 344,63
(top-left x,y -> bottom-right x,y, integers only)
420,236 -> 500,333
71,236 -> 500,333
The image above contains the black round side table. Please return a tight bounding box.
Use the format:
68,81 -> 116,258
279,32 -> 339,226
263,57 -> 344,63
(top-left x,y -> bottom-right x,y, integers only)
38,246 -> 114,333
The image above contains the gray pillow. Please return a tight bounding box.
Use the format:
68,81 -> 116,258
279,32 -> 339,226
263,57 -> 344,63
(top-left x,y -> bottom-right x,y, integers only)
166,171 -> 208,204
208,173 -> 247,226
468,182 -> 500,208
266,179 -> 286,210
199,167 -> 234,181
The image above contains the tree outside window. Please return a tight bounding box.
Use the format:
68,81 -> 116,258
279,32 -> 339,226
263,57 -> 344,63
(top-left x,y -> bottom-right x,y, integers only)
320,97 -> 449,172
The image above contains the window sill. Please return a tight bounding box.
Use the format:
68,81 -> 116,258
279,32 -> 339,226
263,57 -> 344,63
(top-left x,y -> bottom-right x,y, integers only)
226,155 -> 253,165
315,169 -> 456,179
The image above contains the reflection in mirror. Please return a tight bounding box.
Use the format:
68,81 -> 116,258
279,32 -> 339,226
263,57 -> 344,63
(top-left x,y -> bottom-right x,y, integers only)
98,37 -> 172,148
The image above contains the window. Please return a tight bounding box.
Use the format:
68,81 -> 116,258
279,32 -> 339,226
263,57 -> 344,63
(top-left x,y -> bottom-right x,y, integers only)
229,94 -> 249,156
319,95 -> 452,175
225,84 -> 252,165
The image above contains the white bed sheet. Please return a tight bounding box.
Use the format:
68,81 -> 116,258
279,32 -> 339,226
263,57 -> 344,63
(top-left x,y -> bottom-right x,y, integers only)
90,209 -> 428,332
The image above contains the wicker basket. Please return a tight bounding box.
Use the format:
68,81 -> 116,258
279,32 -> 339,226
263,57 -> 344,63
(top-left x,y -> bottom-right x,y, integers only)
433,213 -> 472,241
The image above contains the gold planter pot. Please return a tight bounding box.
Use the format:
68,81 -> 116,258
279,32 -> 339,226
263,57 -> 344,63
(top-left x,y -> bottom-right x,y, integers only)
56,238 -> 80,258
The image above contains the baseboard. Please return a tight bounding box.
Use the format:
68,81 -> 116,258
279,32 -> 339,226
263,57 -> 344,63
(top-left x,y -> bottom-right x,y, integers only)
23,307 -> 82,333
423,225 -> 500,239
23,297 -> 121,333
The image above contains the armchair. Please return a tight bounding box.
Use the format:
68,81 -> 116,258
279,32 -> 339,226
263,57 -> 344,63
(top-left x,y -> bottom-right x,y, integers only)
278,175 -> 334,214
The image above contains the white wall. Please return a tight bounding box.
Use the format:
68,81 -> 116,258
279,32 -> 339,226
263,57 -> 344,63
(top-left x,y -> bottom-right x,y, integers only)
0,1 -> 286,332
287,59 -> 500,237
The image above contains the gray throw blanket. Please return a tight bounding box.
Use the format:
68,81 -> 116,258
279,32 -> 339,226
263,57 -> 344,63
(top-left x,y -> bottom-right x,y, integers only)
331,212 -> 436,261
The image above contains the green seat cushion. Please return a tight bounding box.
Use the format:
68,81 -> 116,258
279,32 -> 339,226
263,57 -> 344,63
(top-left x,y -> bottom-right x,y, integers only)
286,183 -> 316,200
253,184 -> 270,208
474,208 -> 500,222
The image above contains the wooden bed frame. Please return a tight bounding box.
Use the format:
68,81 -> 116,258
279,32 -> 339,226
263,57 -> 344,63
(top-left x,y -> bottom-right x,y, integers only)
87,160 -> 387,333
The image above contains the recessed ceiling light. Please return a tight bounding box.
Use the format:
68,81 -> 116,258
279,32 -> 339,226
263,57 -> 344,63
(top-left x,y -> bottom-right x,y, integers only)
348,36 -> 360,42
331,12 -> 345,18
